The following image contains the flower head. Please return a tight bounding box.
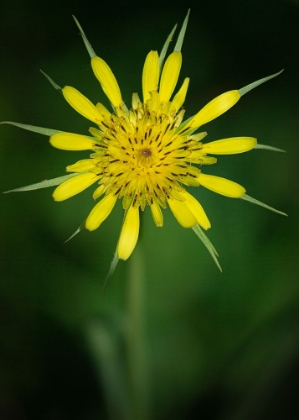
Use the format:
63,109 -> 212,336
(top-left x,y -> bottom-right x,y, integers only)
3,12 -> 286,278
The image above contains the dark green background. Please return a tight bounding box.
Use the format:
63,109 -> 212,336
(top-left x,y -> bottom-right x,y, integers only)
1,0 -> 298,419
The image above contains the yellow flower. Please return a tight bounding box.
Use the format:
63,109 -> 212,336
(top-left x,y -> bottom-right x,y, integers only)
51,17 -> 254,261
3,12 -> 286,276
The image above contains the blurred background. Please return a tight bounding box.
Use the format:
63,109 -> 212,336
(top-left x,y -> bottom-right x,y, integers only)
1,0 -> 298,419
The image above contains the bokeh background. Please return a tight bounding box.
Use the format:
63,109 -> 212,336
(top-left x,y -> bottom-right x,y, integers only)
1,0 -> 298,419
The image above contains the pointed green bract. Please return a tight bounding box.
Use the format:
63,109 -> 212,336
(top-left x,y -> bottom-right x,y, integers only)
174,9 -> 190,52
241,194 -> 287,216
0,121 -> 62,136
4,173 -> 82,193
255,144 -> 286,153
40,70 -> 62,91
192,224 -> 222,272
65,222 -> 85,243
159,24 -> 177,70
102,252 -> 119,295
239,70 -> 283,96
73,15 -> 96,59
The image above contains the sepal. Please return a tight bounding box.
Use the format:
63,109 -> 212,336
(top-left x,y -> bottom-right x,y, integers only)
4,173 -> 81,193
40,70 -> 62,92
73,16 -> 96,58
239,70 -> 283,96
192,224 -> 222,272
0,121 -> 62,136
255,144 -> 286,153
241,194 -> 287,216
174,9 -> 190,52
102,252 -> 119,295
65,222 -> 85,243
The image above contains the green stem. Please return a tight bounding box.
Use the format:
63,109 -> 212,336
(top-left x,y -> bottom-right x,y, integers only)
126,243 -> 150,420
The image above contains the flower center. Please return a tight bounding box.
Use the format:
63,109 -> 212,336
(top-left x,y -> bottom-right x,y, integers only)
91,104 -> 203,210
141,148 -> 152,158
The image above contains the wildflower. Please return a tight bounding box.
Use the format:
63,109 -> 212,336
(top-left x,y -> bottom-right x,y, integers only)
3,12 -> 286,279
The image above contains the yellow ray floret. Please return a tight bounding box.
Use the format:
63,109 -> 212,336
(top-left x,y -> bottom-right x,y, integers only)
201,137 -> 257,155
50,132 -> 101,151
86,193 -> 118,231
150,201 -> 164,227
199,174 -> 245,198
167,198 -> 198,228
53,172 -> 100,201
91,57 -> 123,107
181,191 -> 211,230
142,51 -> 159,102
62,87 -> 103,123
159,52 -> 182,103
190,90 -> 241,129
117,205 -> 140,260
171,77 -> 190,111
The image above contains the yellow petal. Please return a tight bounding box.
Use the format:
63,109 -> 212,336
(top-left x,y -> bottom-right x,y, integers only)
92,184 -> 106,199
85,194 -> 117,231
190,90 -> 241,129
96,102 -> 111,119
50,132 -> 100,151
142,51 -> 159,102
199,173 -> 245,198
66,159 -> 97,172
159,52 -> 182,103
167,198 -> 197,228
150,202 -> 163,227
171,77 -> 190,111
181,191 -> 211,230
117,205 -> 140,260
62,86 -> 102,123
91,56 -> 123,107
53,172 -> 100,201
201,137 -> 257,155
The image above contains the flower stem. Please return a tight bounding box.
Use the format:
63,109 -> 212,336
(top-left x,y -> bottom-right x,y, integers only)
126,242 -> 150,420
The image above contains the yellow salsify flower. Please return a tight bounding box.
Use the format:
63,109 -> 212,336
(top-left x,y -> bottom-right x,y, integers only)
3,12 -> 286,281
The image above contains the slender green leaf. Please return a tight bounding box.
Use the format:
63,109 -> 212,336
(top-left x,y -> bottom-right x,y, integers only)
174,9 -> 190,52
73,15 -> 96,59
159,24 -> 177,69
255,144 -> 286,153
239,70 -> 283,96
0,121 -> 62,136
241,194 -> 287,216
102,252 -> 119,295
192,224 -> 222,272
4,173 -> 81,193
40,69 -> 62,91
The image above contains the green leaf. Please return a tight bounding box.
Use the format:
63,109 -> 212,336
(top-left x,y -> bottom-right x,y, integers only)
255,144 -> 286,153
40,69 -> 62,91
73,15 -> 96,59
192,224 -> 222,272
159,24 -> 177,70
239,70 -> 283,96
241,194 -> 287,216
102,252 -> 119,295
4,173 -> 81,193
0,121 -> 62,136
65,222 -> 86,243
174,9 -> 190,52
